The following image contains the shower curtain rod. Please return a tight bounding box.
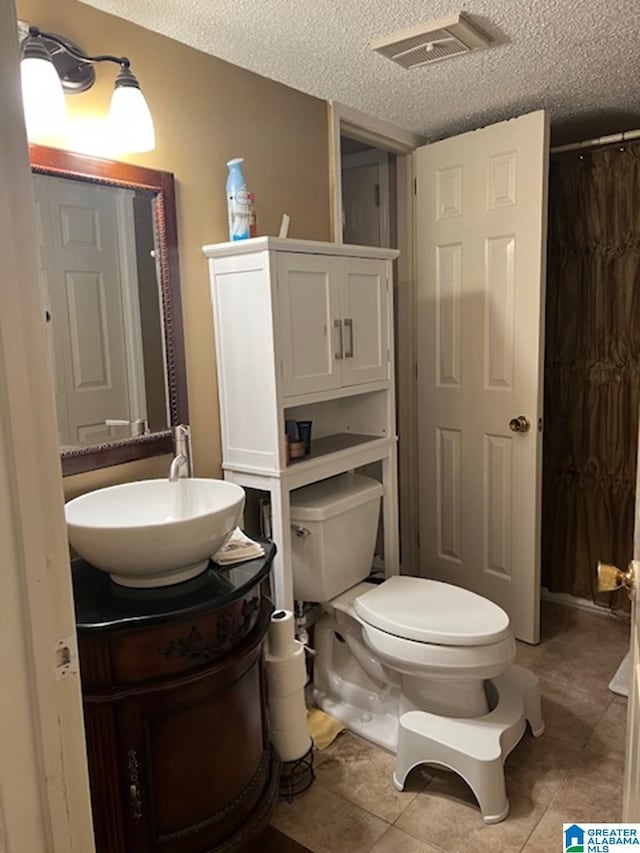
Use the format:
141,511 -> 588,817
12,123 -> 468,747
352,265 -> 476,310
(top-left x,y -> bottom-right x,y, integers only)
551,129 -> 640,154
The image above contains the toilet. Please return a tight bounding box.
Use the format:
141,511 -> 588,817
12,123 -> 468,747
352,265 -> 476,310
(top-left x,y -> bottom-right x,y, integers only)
290,472 -> 544,823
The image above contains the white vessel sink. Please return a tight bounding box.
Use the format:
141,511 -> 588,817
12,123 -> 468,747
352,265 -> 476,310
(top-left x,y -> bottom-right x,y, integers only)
65,478 -> 245,588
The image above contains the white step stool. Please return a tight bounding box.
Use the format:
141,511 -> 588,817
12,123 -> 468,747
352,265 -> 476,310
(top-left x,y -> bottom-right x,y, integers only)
393,665 -> 544,824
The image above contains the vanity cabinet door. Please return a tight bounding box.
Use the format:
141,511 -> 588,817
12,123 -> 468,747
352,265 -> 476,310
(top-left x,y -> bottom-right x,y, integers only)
82,599 -> 277,853
117,651 -> 269,853
277,253 -> 343,397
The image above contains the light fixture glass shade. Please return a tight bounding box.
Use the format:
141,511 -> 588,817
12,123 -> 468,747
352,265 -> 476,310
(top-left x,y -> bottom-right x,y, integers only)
20,55 -> 67,142
108,84 -> 155,153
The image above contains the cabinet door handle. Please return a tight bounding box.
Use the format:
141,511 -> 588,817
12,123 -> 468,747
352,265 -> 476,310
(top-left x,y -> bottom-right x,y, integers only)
344,318 -> 354,358
334,319 -> 343,360
127,749 -> 143,818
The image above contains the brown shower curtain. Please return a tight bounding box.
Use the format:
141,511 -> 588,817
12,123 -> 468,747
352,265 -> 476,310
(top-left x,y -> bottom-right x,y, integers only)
542,142 -> 640,600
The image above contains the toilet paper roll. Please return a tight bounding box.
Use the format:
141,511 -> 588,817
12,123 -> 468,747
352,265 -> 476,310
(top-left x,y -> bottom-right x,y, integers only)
268,690 -> 308,729
270,720 -> 312,763
265,626 -> 311,763
265,637 -> 305,667
265,642 -> 306,698
268,609 -> 296,658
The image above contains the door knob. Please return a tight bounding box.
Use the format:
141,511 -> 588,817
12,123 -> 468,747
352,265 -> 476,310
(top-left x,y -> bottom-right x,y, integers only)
509,415 -> 531,433
597,561 -> 637,596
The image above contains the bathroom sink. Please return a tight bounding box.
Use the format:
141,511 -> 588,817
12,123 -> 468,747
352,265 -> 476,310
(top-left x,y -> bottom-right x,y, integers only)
65,478 -> 245,588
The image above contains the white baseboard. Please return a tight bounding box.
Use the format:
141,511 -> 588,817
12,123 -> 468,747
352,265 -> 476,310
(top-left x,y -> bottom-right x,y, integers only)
541,586 -> 627,619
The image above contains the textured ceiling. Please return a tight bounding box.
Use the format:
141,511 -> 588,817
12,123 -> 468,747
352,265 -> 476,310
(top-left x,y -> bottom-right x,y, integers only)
81,0 -> 640,143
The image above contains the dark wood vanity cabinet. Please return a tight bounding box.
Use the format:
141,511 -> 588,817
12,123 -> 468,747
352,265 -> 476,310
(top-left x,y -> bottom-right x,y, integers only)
73,545 -> 279,853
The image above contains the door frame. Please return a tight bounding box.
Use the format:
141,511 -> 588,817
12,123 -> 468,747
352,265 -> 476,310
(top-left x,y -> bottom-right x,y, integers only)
0,3 -> 95,850
115,188 -> 149,426
623,413 -> 640,820
329,101 -> 422,573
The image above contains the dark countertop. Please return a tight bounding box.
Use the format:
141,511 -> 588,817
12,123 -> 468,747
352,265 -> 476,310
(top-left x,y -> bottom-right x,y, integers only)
73,539 -> 275,632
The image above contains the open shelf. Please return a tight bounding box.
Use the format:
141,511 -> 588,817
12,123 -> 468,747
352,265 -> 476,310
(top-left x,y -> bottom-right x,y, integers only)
288,432 -> 382,465
283,379 -> 390,409
220,432 -> 394,481
281,433 -> 394,488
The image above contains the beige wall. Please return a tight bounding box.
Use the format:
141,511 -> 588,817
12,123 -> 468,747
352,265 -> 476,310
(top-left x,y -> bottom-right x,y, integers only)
16,0 -> 331,495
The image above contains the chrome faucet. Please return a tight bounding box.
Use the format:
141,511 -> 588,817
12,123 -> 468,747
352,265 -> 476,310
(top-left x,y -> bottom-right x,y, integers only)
169,424 -> 192,481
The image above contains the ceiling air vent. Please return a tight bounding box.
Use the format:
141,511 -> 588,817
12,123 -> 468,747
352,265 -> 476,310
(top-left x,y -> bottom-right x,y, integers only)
370,13 -> 492,69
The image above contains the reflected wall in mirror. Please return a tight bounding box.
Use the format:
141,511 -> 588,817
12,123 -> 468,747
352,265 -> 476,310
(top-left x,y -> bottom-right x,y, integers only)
29,145 -> 188,476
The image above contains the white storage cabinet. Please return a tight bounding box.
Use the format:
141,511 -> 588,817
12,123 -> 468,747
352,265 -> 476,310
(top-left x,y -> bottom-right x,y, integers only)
204,237 -> 400,609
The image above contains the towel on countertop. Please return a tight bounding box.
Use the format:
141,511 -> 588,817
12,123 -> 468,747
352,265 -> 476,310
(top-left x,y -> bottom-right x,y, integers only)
213,527 -> 265,566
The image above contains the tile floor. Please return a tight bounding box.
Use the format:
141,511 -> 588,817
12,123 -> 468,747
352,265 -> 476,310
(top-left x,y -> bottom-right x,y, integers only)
266,600 -> 630,853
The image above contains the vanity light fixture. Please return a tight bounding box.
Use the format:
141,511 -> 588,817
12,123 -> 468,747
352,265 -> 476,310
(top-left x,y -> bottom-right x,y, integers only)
20,26 -> 155,153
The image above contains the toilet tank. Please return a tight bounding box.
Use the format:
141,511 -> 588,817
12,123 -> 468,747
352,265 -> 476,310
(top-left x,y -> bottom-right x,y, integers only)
289,473 -> 384,602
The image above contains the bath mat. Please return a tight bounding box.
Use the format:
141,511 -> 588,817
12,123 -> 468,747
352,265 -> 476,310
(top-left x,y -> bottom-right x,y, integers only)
609,651 -> 630,697
306,707 -> 345,750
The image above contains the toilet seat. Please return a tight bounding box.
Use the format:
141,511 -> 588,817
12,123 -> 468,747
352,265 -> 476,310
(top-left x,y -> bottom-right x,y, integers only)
328,577 -> 516,681
360,620 -> 515,680
354,576 -> 511,647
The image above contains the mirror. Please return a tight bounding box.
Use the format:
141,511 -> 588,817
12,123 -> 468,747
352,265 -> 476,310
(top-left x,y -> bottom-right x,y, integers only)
29,144 -> 188,476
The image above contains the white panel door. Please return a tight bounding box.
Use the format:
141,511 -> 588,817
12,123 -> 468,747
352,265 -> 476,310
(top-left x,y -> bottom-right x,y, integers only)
277,253 -> 342,397
339,257 -> 389,386
34,175 -> 133,446
416,111 -> 549,643
342,162 -> 381,247
342,149 -> 391,249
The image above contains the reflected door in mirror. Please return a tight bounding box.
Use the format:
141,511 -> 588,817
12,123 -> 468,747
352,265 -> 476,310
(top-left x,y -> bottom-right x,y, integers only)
32,174 -> 168,449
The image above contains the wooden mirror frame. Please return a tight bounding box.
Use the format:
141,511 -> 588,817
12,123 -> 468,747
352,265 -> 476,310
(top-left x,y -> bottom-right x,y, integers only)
30,144 -> 189,476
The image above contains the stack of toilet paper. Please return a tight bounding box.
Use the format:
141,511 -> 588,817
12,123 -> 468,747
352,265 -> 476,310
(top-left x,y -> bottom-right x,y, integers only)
265,610 -> 312,763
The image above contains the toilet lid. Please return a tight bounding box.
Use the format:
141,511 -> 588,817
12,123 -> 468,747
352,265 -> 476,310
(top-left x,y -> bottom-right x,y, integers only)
353,576 -> 511,646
